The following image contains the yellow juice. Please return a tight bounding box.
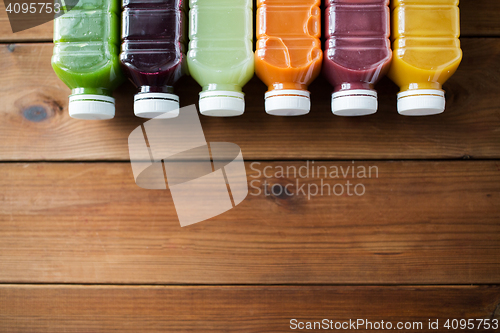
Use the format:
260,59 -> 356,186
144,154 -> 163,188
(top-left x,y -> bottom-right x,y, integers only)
388,0 -> 462,116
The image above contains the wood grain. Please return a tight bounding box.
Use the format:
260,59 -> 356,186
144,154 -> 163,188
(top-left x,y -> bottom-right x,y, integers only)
0,285 -> 499,332
0,3 -> 498,329
460,1 -> 500,37
0,0 -> 499,41
0,39 -> 500,161
0,161 -> 498,284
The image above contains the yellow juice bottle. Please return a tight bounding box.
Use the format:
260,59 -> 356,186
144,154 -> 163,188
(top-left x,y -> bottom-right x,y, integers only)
388,0 -> 462,116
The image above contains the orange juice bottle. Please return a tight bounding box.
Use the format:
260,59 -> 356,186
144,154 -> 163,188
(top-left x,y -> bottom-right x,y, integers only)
388,0 -> 462,116
255,0 -> 323,116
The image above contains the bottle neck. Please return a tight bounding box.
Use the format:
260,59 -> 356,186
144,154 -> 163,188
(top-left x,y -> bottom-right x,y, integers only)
334,82 -> 373,92
202,83 -> 242,93
268,82 -> 308,92
71,88 -> 112,96
400,82 -> 443,92
139,86 -> 174,94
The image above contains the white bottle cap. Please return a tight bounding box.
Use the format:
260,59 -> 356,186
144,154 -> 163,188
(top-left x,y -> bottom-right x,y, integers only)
134,93 -> 180,119
199,91 -> 245,117
397,89 -> 446,116
265,90 -> 310,116
331,89 -> 378,116
69,94 -> 115,120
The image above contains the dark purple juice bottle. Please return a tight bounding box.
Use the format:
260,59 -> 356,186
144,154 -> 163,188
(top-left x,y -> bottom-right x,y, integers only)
121,0 -> 186,118
323,0 -> 392,116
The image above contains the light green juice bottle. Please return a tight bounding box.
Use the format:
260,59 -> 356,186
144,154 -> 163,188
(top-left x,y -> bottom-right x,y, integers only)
52,0 -> 123,120
187,0 -> 254,117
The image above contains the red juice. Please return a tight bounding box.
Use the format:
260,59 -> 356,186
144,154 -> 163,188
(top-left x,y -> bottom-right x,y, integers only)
323,0 -> 392,116
121,0 -> 187,118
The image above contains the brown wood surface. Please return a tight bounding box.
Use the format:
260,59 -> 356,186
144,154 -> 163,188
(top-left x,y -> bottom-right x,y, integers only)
0,161 -> 498,284
0,1 -> 499,330
0,285 -> 499,332
0,39 -> 499,161
0,0 -> 499,41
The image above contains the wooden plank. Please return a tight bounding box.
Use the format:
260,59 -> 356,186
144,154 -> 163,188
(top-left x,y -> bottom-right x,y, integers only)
0,39 -> 499,161
0,0 -> 499,41
0,285 -> 499,332
460,1 -> 500,37
0,161 -> 499,284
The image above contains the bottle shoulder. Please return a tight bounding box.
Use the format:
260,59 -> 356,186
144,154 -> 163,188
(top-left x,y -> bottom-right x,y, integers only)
54,11 -> 119,44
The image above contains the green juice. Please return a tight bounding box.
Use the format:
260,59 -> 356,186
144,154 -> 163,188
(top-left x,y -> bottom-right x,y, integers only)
52,0 -> 123,120
187,0 -> 254,117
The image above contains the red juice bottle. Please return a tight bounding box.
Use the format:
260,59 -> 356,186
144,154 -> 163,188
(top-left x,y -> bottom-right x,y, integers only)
121,0 -> 187,118
323,0 -> 392,116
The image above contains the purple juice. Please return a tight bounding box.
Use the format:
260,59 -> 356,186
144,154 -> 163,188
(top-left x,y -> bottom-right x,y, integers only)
323,0 -> 392,116
121,0 -> 187,118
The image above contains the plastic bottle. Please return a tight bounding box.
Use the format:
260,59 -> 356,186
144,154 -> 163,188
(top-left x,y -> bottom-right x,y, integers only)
255,0 -> 322,116
187,0 -> 254,117
388,0 -> 462,116
121,0 -> 187,119
323,0 -> 392,116
52,0 -> 123,120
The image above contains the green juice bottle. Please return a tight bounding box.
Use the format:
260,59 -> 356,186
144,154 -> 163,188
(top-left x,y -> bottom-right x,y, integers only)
187,0 -> 254,117
52,0 -> 123,120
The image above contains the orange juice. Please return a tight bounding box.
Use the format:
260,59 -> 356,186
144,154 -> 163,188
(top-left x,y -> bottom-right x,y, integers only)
255,0 -> 323,116
388,0 -> 462,116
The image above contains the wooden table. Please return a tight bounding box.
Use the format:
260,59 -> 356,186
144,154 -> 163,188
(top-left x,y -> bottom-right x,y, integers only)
0,1 -> 499,331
